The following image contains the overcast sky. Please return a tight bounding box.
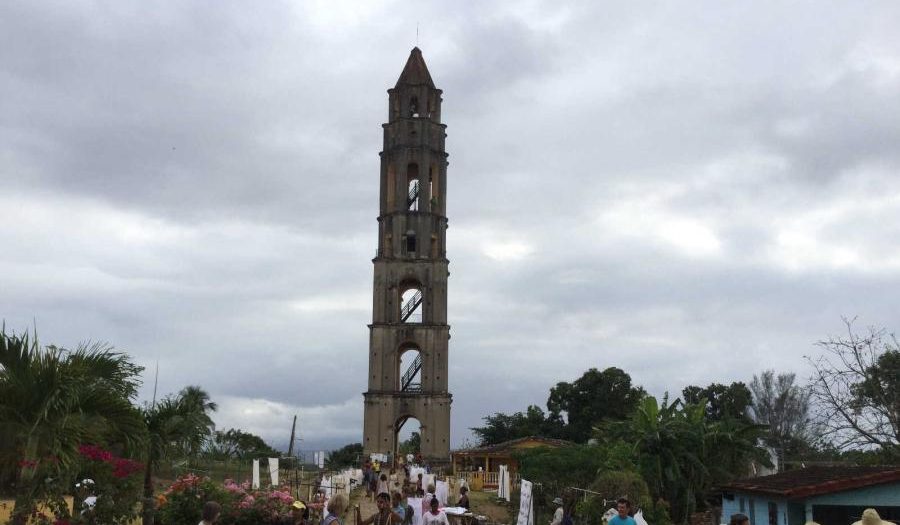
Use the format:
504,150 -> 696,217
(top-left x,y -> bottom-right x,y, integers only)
3,1 -> 900,454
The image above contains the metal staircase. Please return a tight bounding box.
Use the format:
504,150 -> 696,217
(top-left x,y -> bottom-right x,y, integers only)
407,181 -> 419,209
400,290 -> 422,322
401,353 -> 422,392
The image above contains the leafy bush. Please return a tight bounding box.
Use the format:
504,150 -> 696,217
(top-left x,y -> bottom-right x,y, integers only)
156,474 -> 298,525
69,445 -> 144,525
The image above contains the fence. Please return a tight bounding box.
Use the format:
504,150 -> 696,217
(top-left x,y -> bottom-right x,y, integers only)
456,470 -> 521,490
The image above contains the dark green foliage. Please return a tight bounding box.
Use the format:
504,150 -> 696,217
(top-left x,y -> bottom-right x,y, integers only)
399,431 -> 421,455
682,382 -> 752,422
597,396 -> 770,524
0,328 -> 146,520
205,428 -> 280,460
326,443 -> 364,470
547,367 -> 646,443
471,405 -> 562,446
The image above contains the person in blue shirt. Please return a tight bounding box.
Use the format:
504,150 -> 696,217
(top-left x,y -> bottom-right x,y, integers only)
607,498 -> 636,525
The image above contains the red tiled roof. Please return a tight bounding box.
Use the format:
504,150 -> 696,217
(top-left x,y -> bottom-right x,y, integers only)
452,436 -> 572,456
719,466 -> 900,499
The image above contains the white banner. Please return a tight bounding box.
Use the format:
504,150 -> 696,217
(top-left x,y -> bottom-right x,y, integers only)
318,450 -> 326,468
407,497 -> 424,525
252,459 -> 260,489
268,457 -> 279,486
516,479 -> 533,525
498,465 -> 511,502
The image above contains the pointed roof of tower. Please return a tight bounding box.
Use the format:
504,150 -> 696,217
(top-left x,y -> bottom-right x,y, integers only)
396,47 -> 435,88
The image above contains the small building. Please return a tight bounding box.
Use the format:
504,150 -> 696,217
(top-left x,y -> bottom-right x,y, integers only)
451,436 -> 570,484
719,466 -> 900,525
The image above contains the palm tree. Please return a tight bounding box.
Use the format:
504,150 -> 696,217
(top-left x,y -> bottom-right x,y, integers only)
0,328 -> 145,523
141,386 -> 217,525
600,395 -> 769,524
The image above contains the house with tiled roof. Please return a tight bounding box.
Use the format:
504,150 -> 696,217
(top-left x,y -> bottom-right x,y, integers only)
450,436 -> 571,487
719,466 -> 900,525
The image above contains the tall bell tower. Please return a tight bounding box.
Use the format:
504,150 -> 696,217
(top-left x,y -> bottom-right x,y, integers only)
363,48 -> 451,463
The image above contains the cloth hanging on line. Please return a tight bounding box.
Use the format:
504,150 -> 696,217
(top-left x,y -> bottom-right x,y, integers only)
407,497 -> 424,525
268,458 -> 279,486
252,459 -> 260,489
516,479 -> 533,525
435,480 -> 449,506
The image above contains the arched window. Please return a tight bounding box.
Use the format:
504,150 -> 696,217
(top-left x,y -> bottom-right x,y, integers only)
395,415 -> 422,458
407,163 -> 419,211
405,230 -> 416,254
398,346 -> 422,392
410,96 -> 419,117
400,286 -> 423,323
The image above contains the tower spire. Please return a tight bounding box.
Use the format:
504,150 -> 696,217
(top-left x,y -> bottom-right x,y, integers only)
396,47 -> 435,88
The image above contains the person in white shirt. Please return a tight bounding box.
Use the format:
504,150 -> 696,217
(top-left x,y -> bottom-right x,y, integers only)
550,497 -> 564,525
422,497 -> 449,525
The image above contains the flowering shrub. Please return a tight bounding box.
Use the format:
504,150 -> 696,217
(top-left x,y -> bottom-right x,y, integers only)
156,475 -> 299,525
69,444 -> 144,525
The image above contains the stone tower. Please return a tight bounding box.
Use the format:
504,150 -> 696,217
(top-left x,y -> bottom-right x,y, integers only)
363,48 -> 451,463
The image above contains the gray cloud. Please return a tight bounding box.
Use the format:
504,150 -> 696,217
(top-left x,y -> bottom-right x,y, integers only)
3,0 -> 900,450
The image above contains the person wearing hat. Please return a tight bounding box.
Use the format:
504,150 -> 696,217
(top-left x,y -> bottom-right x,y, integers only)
550,497 -> 565,525
286,500 -> 309,525
852,509 -> 895,525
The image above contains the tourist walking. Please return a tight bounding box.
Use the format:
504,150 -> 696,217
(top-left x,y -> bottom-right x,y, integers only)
323,494 -> 349,525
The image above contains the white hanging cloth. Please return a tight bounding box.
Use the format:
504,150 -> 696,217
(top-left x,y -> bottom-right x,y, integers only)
269,457 -> 279,486
435,480 -> 450,506
498,465 -> 511,502
252,459 -> 260,489
407,497 -> 424,525
516,479 -> 534,525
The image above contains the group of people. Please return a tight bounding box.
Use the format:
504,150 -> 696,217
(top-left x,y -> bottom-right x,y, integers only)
356,457 -> 471,525
355,485 -> 470,525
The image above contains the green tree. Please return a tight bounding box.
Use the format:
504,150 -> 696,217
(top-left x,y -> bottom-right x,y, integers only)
399,431 -> 421,455
141,386 -> 217,525
749,370 -> 815,469
204,428 -> 279,460
547,367 -> 645,443
682,382 -> 752,422
599,396 -> 768,524
808,319 -> 900,454
470,405 -> 562,446
0,329 -> 145,523
326,443 -> 363,470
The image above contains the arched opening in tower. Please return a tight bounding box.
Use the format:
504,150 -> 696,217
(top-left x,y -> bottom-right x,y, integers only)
395,415 -> 422,462
407,163 -> 419,211
400,288 -> 423,323
398,346 -> 422,392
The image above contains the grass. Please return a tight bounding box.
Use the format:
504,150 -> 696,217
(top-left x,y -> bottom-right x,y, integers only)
468,490 -> 514,524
